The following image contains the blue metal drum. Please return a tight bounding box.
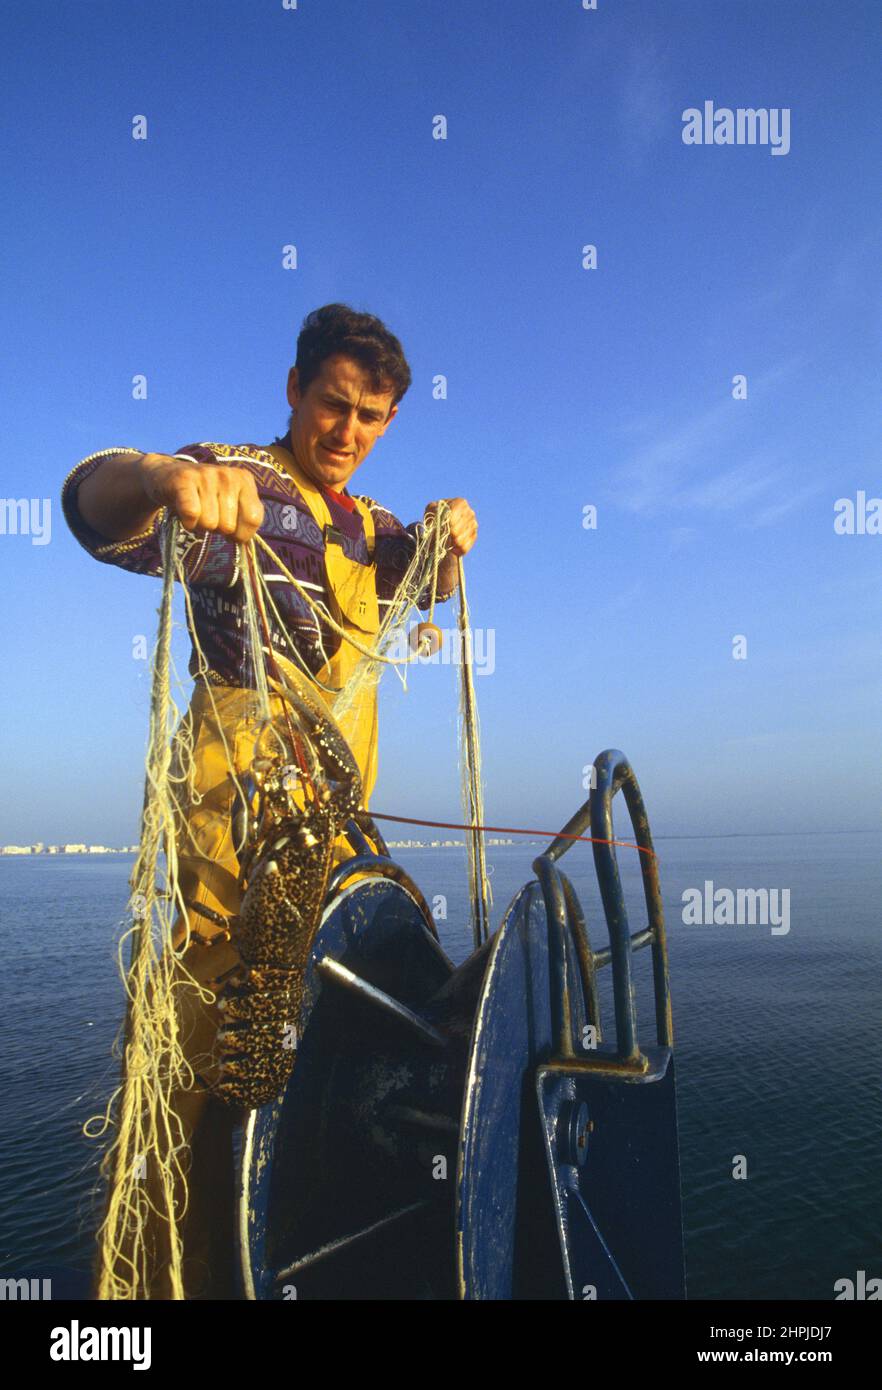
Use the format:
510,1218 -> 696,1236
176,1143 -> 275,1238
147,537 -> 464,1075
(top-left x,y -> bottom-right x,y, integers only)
236,751 -> 686,1300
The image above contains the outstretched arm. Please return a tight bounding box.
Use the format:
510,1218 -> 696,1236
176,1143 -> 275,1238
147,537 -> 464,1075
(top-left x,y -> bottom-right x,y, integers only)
76,450 -> 264,543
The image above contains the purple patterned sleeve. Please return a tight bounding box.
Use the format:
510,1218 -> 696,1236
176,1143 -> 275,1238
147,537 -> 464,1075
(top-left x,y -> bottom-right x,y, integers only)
61,444 -> 238,586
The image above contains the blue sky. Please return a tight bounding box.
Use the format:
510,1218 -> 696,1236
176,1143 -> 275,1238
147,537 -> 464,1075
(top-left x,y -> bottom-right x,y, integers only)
1,0 -> 879,844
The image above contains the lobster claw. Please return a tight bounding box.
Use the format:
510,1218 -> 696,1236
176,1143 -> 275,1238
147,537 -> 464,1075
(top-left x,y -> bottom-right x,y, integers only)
232,772 -> 260,861
267,671 -> 363,817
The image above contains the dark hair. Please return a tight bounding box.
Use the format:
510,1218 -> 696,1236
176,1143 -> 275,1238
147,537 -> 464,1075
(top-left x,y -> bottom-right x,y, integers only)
293,303 -> 412,413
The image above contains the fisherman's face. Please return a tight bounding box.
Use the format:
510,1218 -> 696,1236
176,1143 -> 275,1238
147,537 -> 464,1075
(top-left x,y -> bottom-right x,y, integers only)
286,354 -> 398,491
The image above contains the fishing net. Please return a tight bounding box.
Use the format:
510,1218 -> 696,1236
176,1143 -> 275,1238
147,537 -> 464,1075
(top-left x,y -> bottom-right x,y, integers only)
83,496 -> 488,1300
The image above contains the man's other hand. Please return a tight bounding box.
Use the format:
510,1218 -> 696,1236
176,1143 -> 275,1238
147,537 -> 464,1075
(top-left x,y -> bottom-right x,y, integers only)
425,497 -> 478,558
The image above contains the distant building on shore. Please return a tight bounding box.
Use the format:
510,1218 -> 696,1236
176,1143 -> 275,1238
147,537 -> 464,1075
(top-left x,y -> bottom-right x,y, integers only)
2,838 -> 512,857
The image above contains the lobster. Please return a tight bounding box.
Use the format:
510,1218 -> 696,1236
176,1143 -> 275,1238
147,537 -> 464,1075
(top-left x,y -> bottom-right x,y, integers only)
209,673 -> 363,1110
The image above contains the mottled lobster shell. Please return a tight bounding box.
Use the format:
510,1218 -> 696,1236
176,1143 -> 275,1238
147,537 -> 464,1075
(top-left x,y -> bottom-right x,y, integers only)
213,815 -> 337,1109
212,673 -> 364,1111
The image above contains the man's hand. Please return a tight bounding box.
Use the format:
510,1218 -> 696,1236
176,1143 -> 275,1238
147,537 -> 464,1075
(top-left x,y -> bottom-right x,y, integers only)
140,454 -> 264,543
425,497 -> 478,558
76,449 -> 265,545
423,497 -> 478,600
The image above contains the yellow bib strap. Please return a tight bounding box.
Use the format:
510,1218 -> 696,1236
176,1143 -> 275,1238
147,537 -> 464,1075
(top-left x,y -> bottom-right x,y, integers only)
261,442 -> 380,806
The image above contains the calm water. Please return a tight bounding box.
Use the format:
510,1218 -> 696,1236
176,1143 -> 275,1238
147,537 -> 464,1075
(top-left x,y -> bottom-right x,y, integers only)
1,834 -> 880,1300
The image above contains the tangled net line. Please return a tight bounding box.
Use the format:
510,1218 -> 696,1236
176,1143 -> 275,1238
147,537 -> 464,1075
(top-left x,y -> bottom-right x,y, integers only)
83,496 -> 489,1300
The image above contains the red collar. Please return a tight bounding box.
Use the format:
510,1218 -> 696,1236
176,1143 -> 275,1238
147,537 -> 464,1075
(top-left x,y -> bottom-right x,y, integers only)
319,481 -> 357,513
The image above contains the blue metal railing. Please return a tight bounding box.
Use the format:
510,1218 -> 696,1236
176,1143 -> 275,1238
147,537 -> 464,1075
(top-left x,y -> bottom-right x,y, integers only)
533,749 -> 672,1066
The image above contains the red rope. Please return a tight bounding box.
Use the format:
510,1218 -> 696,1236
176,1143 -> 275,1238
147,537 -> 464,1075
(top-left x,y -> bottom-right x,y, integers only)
369,811 -> 656,859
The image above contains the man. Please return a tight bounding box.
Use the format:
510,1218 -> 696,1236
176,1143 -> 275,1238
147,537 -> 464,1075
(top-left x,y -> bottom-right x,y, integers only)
62,303 -> 478,1297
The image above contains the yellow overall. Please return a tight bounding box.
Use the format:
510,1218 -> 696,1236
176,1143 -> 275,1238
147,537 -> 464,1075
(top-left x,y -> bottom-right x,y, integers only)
127,443 -> 384,1299
172,442 -> 381,937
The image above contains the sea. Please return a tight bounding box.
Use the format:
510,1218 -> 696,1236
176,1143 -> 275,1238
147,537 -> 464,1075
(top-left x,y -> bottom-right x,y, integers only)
1,832 -> 880,1301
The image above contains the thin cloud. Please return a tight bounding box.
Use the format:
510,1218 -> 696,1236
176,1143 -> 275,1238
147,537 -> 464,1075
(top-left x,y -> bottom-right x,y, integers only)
619,37 -> 674,155
747,237 -> 816,315
679,455 -> 785,514
751,480 -> 827,529
667,525 -> 697,553
612,358 -> 803,516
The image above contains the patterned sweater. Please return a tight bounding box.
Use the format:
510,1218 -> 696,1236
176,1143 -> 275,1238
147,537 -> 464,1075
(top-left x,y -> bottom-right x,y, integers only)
61,437 -> 451,686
